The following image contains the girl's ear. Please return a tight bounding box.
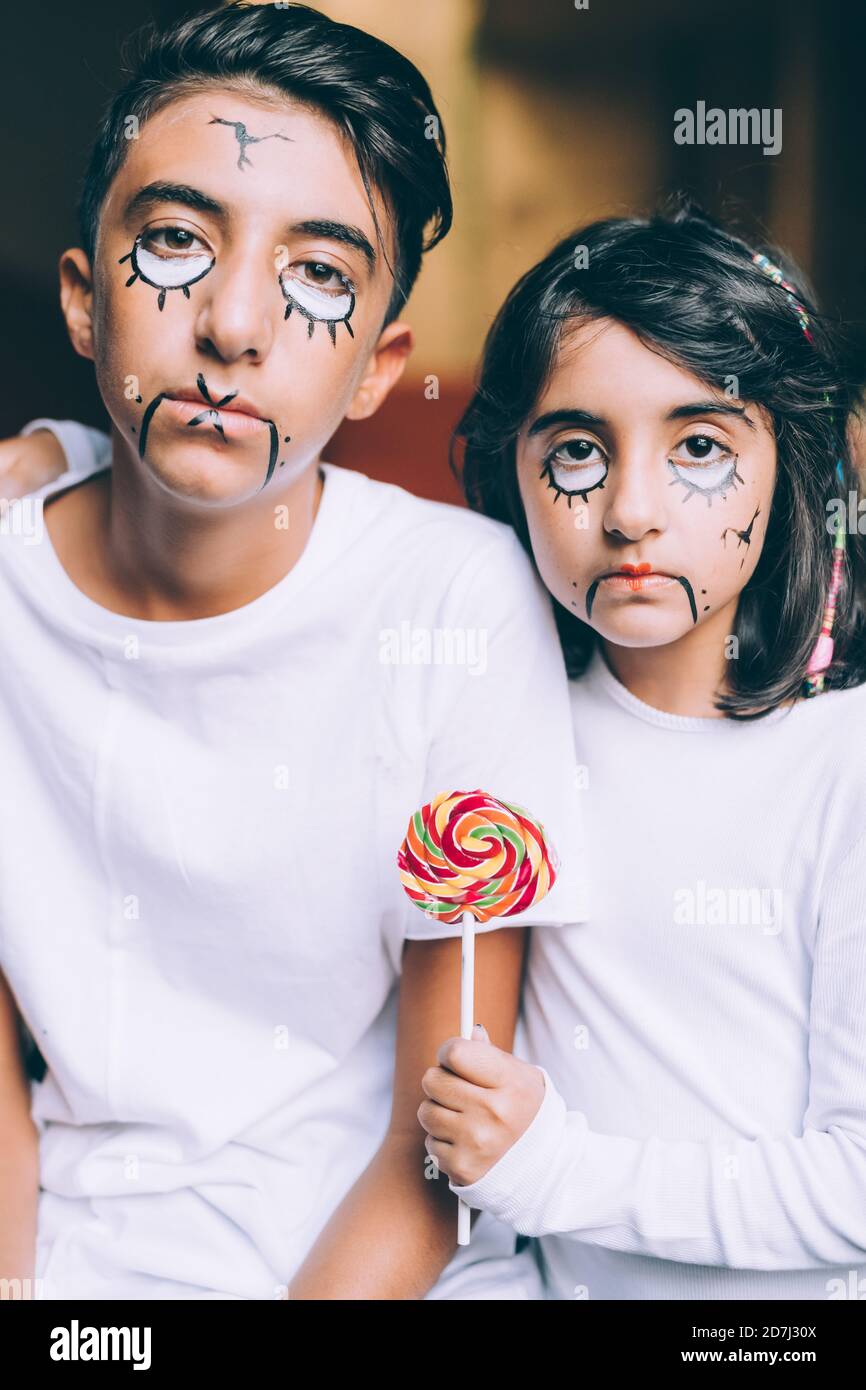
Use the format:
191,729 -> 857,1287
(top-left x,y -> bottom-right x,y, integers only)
59,248 -> 96,361
345,320 -> 413,421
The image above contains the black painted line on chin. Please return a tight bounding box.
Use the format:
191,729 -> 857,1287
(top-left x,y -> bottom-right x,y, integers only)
259,422 -> 279,490
585,579 -> 600,621
138,394 -> 166,458
676,575 -> 698,624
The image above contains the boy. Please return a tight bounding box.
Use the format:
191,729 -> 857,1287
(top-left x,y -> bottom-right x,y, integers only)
0,4 -> 586,1299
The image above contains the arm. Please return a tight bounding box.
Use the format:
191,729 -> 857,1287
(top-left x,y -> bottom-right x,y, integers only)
448,829 -> 866,1271
0,969 -> 40,1290
0,432 -> 67,500
0,419 -> 111,500
287,924 -> 528,1299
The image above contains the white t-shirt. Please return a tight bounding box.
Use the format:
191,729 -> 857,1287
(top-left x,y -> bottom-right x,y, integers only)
1,421 -> 588,1300
454,646 -> 866,1300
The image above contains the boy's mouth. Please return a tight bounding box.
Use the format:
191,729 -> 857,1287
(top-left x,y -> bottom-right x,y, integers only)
163,390 -> 267,438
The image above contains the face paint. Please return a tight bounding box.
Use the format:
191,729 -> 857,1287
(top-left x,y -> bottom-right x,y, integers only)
722,505 -> 761,568
136,374 -> 286,492
208,116 -> 293,171
280,263 -> 356,347
119,230 -> 214,313
540,440 -> 607,506
583,569 -> 697,625
667,449 -> 744,506
675,575 -> 698,623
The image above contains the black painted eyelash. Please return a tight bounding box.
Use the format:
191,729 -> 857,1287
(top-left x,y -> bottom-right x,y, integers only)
539,454 -> 608,507
118,231 -> 215,312
280,268 -> 356,346
667,451 -> 744,506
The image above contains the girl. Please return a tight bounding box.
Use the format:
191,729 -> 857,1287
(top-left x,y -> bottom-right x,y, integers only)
419,203 -> 866,1300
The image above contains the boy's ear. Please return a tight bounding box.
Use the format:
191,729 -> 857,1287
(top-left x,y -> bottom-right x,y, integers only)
59,248 -> 96,361
345,320 -> 413,421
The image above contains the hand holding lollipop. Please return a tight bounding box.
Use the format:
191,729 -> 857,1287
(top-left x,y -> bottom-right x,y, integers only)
397,789 -> 558,1244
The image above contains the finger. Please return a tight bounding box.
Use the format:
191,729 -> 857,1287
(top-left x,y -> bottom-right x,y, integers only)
417,1097 -> 460,1140
424,1133 -> 456,1179
437,1034 -> 510,1087
421,1063 -> 489,1112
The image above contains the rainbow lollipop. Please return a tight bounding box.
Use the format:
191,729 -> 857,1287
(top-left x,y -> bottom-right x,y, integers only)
397,790 -> 558,1243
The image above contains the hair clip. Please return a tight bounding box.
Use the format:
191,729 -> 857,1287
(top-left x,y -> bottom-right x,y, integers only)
752,252 -> 814,343
803,459 -> 848,696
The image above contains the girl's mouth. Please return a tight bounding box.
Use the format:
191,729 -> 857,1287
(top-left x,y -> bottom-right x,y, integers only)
599,565 -> 677,592
601,574 -> 677,591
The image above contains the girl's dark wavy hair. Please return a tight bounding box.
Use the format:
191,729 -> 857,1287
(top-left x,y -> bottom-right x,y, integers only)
77,2 -> 452,325
452,200 -> 866,718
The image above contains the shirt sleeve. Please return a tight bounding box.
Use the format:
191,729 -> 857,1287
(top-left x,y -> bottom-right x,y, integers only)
402,526 -> 589,941
449,827 -> 866,1270
20,418 -> 112,478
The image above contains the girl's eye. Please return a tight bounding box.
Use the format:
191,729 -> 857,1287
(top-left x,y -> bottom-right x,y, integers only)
667,437 -> 744,504
673,434 -> 729,463
541,438 -> 608,502
280,261 -> 356,344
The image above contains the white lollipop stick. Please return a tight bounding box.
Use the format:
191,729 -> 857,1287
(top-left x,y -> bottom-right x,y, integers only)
457,907 -> 476,1246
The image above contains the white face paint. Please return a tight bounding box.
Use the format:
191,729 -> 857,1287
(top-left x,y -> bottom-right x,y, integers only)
135,240 -> 214,288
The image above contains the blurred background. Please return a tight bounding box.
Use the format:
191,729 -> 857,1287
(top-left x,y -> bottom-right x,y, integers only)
2,0 -> 863,503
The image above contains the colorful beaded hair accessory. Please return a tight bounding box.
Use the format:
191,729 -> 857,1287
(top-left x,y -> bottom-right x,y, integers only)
752,252 -> 846,696
752,252 -> 815,344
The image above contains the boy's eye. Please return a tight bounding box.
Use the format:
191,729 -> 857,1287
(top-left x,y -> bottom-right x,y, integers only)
298,261 -> 352,295
133,227 -> 215,289
142,227 -> 209,258
279,261 -> 356,344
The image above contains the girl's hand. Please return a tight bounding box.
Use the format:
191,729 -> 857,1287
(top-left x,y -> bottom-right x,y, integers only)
0,431 -> 66,500
418,1025 -> 545,1187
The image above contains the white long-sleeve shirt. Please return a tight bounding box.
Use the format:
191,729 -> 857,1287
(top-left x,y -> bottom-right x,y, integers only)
2,421 -> 589,1300
452,646 -> 866,1300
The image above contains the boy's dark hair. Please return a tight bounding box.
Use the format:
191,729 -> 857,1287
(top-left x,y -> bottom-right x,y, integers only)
452,199 -> 866,718
77,2 -> 452,324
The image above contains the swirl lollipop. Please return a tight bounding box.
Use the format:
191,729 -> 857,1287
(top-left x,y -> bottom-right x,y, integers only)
397,789 -> 558,1243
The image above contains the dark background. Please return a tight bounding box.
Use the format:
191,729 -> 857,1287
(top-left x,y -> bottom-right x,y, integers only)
2,0 -> 863,499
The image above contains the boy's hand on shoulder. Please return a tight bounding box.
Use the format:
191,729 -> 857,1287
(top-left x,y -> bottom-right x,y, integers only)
418,1025 -> 545,1187
0,431 -> 66,500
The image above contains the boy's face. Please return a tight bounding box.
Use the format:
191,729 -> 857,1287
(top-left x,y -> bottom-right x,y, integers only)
516,318 -> 778,650
61,89 -> 411,506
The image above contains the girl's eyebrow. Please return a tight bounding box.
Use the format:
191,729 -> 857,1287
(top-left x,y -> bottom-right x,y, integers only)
122,183 -> 377,269
526,401 -> 757,438
667,401 -> 756,429
527,408 -> 607,436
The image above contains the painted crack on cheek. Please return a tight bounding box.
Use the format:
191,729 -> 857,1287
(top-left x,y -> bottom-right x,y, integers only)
722,505 -> 761,569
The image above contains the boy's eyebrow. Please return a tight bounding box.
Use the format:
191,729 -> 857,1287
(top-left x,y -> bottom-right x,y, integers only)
666,401 -> 756,429
122,184 -> 377,269
527,409 -> 607,436
124,181 -> 225,220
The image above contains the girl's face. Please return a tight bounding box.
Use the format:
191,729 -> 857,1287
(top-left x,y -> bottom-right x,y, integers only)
516,319 -> 778,652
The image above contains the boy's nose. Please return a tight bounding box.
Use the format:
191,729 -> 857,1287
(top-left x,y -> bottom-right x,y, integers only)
192,262 -> 276,364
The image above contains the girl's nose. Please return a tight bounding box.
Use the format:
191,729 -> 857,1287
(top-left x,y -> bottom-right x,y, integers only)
602,451 -> 669,541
